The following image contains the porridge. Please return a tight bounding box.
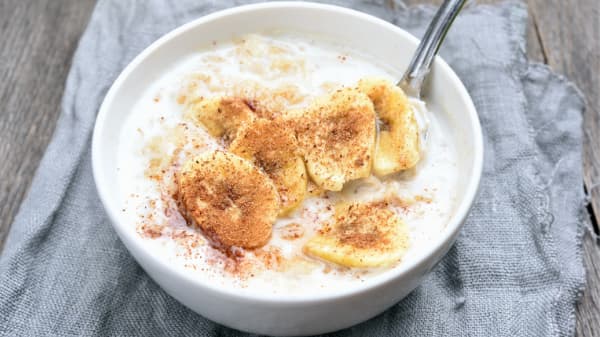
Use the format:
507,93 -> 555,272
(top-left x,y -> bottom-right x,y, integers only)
117,33 -> 458,295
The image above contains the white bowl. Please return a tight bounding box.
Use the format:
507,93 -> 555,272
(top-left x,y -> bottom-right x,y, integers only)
92,2 -> 483,336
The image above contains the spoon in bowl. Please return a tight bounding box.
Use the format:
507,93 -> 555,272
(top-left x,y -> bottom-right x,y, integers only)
398,0 -> 466,97
398,0 -> 466,145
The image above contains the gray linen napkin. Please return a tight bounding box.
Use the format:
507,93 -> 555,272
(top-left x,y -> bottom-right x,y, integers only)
0,1 -> 587,336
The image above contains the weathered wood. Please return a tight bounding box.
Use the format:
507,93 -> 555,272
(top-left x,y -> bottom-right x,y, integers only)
578,235 -> 600,337
0,0 -> 597,335
529,0 -> 600,226
527,1 -> 600,336
0,0 -> 97,250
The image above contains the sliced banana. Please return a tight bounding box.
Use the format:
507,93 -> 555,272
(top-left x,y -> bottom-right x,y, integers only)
358,78 -> 420,176
303,201 -> 410,268
177,151 -> 280,249
184,97 -> 257,142
294,87 -> 376,191
229,119 -> 307,215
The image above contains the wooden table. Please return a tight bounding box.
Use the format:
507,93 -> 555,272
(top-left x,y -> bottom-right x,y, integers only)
0,0 -> 597,335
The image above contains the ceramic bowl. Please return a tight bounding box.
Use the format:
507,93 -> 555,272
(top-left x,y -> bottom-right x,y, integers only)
92,2 -> 483,336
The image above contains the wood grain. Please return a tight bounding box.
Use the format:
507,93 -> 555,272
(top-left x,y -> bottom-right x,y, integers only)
526,1 -> 600,335
0,0 -> 97,249
0,0 -> 597,335
528,0 -> 600,224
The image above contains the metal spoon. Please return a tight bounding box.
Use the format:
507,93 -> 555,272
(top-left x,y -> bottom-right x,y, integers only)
398,0 -> 466,97
397,0 -> 466,147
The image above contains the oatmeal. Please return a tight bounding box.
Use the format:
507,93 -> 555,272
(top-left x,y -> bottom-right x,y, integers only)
117,33 -> 458,295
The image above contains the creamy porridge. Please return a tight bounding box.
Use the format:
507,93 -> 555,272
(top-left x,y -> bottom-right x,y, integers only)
117,33 -> 458,295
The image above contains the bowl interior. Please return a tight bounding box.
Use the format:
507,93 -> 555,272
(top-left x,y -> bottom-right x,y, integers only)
92,2 -> 482,301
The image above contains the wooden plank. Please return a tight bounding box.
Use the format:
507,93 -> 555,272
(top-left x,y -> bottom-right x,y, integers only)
527,1 -> 600,336
578,235 -> 600,337
0,0 -> 97,251
528,0 -> 600,227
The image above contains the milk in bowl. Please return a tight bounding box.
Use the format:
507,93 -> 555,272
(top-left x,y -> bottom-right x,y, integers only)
117,33 -> 459,296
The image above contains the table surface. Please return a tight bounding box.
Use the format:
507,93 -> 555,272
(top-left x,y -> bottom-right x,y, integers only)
0,0 -> 598,335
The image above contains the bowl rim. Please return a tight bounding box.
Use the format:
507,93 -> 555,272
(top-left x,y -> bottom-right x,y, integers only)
92,1 -> 483,304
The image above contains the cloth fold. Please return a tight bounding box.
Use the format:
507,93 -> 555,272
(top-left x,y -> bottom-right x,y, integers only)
0,1 -> 586,336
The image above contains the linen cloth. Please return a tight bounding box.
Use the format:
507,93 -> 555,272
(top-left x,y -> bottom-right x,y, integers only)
0,1 -> 587,336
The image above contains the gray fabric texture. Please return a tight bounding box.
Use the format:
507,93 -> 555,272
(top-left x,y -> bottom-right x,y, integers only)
0,0 -> 587,336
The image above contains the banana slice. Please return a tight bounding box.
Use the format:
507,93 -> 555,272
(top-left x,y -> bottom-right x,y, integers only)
177,151 -> 280,249
184,97 -> 257,142
229,119 -> 307,215
303,201 -> 410,268
358,78 -> 420,176
295,87 -> 376,191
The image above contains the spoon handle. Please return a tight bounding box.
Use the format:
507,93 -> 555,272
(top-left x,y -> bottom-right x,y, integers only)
398,0 -> 466,97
